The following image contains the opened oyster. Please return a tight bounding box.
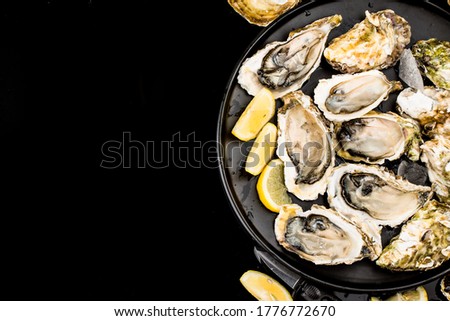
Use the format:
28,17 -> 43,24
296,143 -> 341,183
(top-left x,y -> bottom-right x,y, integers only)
377,200 -> 450,271
334,111 -> 422,165
412,39 -> 450,90
327,163 -> 432,228
277,91 -> 334,201
314,70 -> 403,121
275,204 -> 381,265
324,9 -> 411,74
227,0 -> 300,27
421,135 -> 450,204
397,86 -> 450,138
238,14 -> 342,98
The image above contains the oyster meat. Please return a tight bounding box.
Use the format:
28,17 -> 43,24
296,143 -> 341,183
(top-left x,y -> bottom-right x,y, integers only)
275,204 -> 381,265
412,39 -> 450,90
377,200 -> 450,271
324,9 -> 411,74
327,163 -> 432,227
238,14 -> 342,98
334,111 -> 422,165
314,70 -> 403,121
277,91 -> 334,201
227,0 -> 301,27
421,135 -> 450,204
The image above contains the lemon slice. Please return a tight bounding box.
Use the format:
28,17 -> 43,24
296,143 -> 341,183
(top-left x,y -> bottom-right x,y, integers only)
231,87 -> 276,142
240,270 -> 293,301
370,286 -> 428,301
245,122 -> 277,176
256,158 -> 292,213
387,286 -> 428,301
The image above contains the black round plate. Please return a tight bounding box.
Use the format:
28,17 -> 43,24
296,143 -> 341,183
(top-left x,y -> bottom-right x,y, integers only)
218,0 -> 450,293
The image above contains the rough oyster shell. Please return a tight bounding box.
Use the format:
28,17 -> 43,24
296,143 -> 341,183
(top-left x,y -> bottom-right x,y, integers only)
397,86 -> 450,139
274,204 -> 380,265
314,70 -> 402,121
276,91 -> 334,201
441,275 -> 450,301
324,9 -> 411,74
227,0 -> 300,27
397,86 -> 450,204
421,135 -> 450,204
412,38 -> 450,90
327,163 -> 433,228
334,111 -> 422,165
377,200 -> 450,271
238,14 -> 342,98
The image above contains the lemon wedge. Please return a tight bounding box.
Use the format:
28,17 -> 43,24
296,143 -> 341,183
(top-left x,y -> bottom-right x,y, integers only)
370,286 -> 428,301
245,122 -> 277,176
240,270 -> 293,301
231,87 -> 276,142
256,158 -> 292,213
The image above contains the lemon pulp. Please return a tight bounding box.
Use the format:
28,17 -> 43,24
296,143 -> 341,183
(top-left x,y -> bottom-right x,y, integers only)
370,286 -> 428,301
232,87 -> 276,142
245,122 -> 277,176
256,158 -> 292,213
240,270 -> 293,301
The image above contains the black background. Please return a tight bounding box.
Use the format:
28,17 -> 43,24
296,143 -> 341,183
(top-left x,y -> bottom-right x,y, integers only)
0,0 -> 265,300
1,0 -> 448,301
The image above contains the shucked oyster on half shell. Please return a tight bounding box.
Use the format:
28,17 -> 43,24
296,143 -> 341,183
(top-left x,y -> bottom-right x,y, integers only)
227,0 -> 301,27
314,70 -> 403,122
276,91 -> 334,201
334,111 -> 422,165
377,200 -> 450,271
412,38 -> 450,90
274,204 -> 381,265
327,163 -> 433,228
324,9 -> 411,74
238,14 -> 342,98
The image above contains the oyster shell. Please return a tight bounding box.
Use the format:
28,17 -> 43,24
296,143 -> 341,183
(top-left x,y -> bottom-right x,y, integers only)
314,70 -> 403,121
397,87 -> 450,203
421,135 -> 450,204
276,91 -> 334,201
377,200 -> 450,271
334,111 -> 422,165
274,203 -> 380,265
324,9 -> 411,74
238,14 -> 342,98
227,0 -> 300,27
397,86 -> 450,139
327,163 -> 433,228
412,39 -> 450,90
441,275 -> 450,301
